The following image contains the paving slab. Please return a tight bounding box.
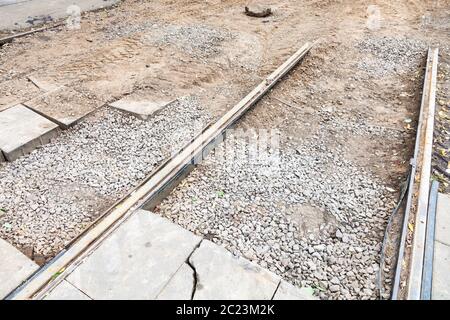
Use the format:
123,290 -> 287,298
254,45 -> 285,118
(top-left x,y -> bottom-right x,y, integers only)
43,280 -> 91,300
190,240 -> 280,300
0,104 -> 59,161
110,98 -> 175,120
31,209 -> 318,300
0,0 -> 119,31
273,280 -> 317,300
24,86 -> 102,129
0,78 -> 43,112
66,210 -> 201,299
436,193 -> 450,246
26,76 -> 62,92
156,263 -> 194,300
432,241 -> 450,299
0,238 -> 38,299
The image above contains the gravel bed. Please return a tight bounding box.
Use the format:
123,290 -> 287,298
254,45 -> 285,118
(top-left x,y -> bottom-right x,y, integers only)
317,106 -> 403,138
432,50 -> 450,193
105,20 -> 232,59
157,114 -> 399,300
0,96 -> 211,261
104,21 -> 156,40
356,36 -> 427,77
146,23 -> 232,59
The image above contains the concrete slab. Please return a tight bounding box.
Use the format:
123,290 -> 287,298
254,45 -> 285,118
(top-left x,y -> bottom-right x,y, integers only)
432,241 -> 450,299
0,238 -> 38,299
0,151 -> 5,162
43,280 -> 91,300
66,210 -> 201,299
27,76 -> 62,92
110,98 -> 174,120
273,280 -> 317,300
156,263 -> 194,300
190,240 -> 280,300
0,104 -> 59,161
436,193 -> 450,246
0,0 -> 120,31
24,86 -> 102,129
0,78 -> 42,112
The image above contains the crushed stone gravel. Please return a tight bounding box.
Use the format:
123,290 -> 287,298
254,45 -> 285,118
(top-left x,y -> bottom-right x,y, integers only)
356,36 -> 427,77
0,96 -> 211,261
105,20 -> 232,59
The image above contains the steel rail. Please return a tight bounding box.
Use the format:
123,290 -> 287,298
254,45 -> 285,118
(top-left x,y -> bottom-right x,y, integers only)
7,41 -> 314,300
391,48 -> 439,299
407,47 -> 438,300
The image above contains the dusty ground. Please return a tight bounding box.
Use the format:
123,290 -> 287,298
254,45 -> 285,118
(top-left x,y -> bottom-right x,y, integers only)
433,50 -> 450,193
0,0 -> 449,299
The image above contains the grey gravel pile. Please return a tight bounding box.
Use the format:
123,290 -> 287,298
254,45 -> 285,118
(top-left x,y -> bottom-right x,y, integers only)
0,96 -> 211,260
105,21 -> 232,59
318,107 -> 403,137
146,23 -> 232,59
357,36 -> 427,76
157,119 -> 398,300
104,21 -> 156,40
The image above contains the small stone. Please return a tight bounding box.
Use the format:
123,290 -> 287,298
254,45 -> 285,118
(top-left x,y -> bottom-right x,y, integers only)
329,285 -> 340,292
330,277 -> 340,285
307,261 -> 317,271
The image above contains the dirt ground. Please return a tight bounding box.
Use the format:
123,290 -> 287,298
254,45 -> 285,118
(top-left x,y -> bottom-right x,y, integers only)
0,0 -> 449,299
1,0 -> 446,116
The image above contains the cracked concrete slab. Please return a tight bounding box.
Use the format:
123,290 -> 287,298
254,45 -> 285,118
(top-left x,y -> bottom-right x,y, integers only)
273,280 -> 316,300
0,238 -> 38,299
65,210 -> 201,299
156,263 -> 195,300
0,104 -> 59,161
43,280 -> 91,300
27,76 -> 62,93
109,98 -> 175,120
189,240 -> 280,300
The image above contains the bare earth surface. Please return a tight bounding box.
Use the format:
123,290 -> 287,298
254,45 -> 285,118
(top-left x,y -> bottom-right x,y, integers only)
0,0 -> 449,299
